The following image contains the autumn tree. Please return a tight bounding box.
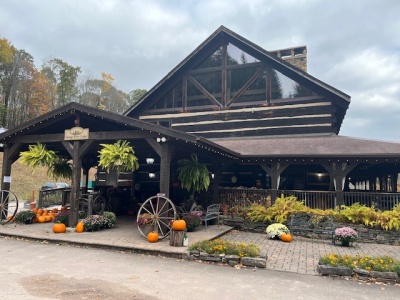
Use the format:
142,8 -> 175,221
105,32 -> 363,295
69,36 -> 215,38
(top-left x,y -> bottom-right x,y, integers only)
127,89 -> 147,106
41,58 -> 81,108
0,38 -> 34,127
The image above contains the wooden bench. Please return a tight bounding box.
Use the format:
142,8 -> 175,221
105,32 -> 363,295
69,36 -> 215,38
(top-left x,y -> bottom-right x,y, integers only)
289,212 -> 336,244
200,204 -> 220,231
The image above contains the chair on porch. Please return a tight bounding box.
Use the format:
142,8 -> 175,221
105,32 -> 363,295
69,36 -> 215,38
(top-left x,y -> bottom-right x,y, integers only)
200,204 -> 220,231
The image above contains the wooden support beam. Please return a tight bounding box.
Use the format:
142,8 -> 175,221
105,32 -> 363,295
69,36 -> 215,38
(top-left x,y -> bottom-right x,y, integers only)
9,130 -> 159,143
226,67 -> 265,107
159,143 -> 173,197
69,141 -> 82,227
187,76 -> 222,108
261,163 -> 288,203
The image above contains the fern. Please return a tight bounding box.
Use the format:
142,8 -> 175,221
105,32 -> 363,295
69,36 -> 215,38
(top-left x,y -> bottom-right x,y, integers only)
98,140 -> 139,172
19,143 -> 57,170
177,153 -> 210,194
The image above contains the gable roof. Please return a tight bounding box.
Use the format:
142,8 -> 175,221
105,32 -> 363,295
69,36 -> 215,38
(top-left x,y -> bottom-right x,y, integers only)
0,102 -> 240,160
124,25 -> 351,118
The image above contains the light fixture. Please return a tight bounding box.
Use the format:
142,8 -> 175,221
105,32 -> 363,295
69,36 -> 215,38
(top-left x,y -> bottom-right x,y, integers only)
149,173 -> 156,178
211,173 -> 215,179
156,137 -> 167,143
231,176 -> 237,183
146,157 -> 155,164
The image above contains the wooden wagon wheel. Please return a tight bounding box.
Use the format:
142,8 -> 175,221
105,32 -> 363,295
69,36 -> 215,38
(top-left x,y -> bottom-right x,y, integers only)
137,195 -> 177,239
92,195 -> 106,215
0,190 -> 19,225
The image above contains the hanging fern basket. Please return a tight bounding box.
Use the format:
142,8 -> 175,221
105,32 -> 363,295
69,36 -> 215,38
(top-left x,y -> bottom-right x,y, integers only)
98,140 -> 140,173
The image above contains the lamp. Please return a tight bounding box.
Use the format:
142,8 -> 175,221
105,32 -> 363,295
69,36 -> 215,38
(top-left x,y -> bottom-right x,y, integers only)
156,137 -> 167,143
231,175 -> 237,183
146,157 -> 155,164
149,173 -> 156,179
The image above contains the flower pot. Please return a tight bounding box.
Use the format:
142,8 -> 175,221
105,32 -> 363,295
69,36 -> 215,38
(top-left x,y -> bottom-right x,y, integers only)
341,240 -> 350,247
221,204 -> 229,215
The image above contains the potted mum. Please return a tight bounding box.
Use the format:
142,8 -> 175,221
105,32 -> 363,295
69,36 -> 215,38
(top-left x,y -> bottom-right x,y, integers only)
335,227 -> 358,246
182,213 -> 202,232
266,223 -> 290,239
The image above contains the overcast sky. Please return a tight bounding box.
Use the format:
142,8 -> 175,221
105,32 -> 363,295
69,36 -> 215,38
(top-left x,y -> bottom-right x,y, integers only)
1,0 -> 399,141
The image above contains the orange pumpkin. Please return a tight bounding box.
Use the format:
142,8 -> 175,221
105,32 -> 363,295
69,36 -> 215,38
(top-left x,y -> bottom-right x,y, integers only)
53,223 -> 66,233
76,222 -> 84,233
280,233 -> 293,243
44,215 -> 52,222
61,206 -> 68,212
37,216 -> 46,223
37,208 -> 44,215
147,231 -> 159,243
52,208 -> 59,213
172,220 -> 186,231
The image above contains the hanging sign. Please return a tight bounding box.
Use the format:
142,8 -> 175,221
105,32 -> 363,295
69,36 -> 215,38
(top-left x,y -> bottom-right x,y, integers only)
64,127 -> 89,140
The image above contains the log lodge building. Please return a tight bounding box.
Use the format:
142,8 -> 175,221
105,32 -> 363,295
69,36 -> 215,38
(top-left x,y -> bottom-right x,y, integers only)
1,26 -> 400,223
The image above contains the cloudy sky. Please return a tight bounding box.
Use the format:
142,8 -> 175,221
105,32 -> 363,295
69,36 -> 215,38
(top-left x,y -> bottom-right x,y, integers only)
1,0 -> 399,141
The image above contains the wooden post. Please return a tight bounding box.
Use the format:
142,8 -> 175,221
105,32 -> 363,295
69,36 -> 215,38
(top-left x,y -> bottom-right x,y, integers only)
170,229 -> 185,247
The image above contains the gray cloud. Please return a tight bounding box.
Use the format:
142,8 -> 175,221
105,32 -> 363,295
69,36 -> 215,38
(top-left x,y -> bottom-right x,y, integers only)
1,0 -> 399,141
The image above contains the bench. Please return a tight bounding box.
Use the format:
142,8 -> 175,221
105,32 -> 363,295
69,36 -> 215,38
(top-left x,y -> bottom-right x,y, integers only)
289,212 -> 336,244
200,204 -> 220,231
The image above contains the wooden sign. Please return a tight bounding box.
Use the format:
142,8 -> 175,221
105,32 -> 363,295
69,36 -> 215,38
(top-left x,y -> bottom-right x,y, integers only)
64,127 -> 89,140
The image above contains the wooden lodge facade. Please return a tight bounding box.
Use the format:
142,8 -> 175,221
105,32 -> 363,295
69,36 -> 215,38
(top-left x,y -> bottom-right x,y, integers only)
1,26 -> 400,225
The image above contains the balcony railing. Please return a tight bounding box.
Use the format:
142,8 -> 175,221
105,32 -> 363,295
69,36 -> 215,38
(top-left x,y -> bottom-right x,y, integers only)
216,187 -> 399,211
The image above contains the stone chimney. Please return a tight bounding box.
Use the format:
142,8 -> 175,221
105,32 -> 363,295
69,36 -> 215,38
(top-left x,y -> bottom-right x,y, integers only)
270,46 -> 307,72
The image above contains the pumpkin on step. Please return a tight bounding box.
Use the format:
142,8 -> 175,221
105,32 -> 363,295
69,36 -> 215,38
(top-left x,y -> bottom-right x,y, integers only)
147,231 -> 159,243
53,223 -> 66,233
76,221 -> 84,233
280,233 -> 293,242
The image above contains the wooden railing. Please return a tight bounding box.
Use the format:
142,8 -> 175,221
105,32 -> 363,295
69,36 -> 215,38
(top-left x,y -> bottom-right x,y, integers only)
38,188 -> 71,208
344,192 -> 400,211
218,187 -> 270,208
277,190 -> 336,210
216,187 -> 400,211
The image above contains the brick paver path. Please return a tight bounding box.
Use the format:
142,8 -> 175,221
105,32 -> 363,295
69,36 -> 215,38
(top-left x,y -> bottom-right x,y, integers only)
222,230 -> 400,275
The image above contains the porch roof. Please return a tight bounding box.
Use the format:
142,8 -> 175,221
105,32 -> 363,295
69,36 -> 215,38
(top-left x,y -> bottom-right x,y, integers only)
212,135 -> 400,158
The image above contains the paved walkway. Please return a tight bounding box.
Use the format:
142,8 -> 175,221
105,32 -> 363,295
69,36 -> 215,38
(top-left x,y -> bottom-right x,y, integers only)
1,216 -> 399,275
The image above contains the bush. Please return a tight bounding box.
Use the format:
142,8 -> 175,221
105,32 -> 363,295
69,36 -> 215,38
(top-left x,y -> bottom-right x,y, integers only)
266,223 -> 290,239
54,211 -> 69,226
14,210 -> 36,224
182,213 -> 201,231
320,253 -> 400,273
82,215 -> 108,231
189,238 -> 260,257
246,194 -> 400,231
247,195 -> 309,223
102,211 -> 117,228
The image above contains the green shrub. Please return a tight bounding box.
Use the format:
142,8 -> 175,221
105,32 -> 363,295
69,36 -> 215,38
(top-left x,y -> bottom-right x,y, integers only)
320,253 -> 400,273
54,211 -> 69,226
189,238 -> 260,257
14,210 -> 36,224
102,211 -> 117,228
247,195 -> 309,223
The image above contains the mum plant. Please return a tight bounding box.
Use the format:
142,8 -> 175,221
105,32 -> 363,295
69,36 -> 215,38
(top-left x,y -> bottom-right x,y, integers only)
266,223 -> 290,239
14,210 -> 36,224
182,213 -> 202,231
335,227 -> 358,246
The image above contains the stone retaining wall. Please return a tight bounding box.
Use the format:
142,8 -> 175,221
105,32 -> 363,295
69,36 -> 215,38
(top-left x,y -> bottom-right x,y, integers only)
317,264 -> 400,283
189,250 -> 267,268
222,217 -> 400,245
